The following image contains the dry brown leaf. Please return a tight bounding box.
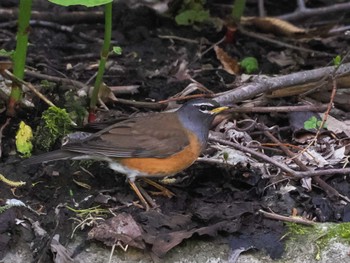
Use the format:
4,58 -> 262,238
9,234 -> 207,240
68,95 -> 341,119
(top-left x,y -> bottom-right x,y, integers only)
50,234 -> 74,263
88,212 -> 145,250
241,16 -> 307,37
266,83 -> 318,98
320,114 -> 350,137
0,61 -> 12,71
214,46 -> 240,75
267,51 -> 297,67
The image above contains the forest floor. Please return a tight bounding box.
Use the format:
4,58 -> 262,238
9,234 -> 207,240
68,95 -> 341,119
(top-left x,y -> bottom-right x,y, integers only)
1,0 -> 350,262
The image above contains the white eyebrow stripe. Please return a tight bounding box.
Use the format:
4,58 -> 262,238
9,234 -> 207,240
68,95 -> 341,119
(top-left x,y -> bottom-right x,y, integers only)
193,103 -> 213,107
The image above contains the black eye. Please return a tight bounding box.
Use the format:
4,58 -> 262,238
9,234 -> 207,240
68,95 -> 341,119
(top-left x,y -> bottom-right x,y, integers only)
200,105 -> 208,111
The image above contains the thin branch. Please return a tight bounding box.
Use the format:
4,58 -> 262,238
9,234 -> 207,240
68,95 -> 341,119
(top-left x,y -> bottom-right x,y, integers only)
278,2 -> 350,21
261,126 -> 345,201
238,26 -> 334,57
293,168 -> 350,178
3,69 -> 55,107
216,62 -> 350,105
228,104 -> 328,113
25,69 -> 87,89
0,118 -> 11,158
210,137 -> 350,182
210,138 -> 298,176
0,8 -> 103,24
259,209 -> 316,226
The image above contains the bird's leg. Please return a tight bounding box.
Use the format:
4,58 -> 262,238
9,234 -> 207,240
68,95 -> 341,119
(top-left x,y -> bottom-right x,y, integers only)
136,182 -> 159,209
141,178 -> 175,198
128,180 -> 159,210
129,180 -> 150,210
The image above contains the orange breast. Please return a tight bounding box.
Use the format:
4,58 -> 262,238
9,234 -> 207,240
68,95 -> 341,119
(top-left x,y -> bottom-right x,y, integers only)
118,132 -> 202,177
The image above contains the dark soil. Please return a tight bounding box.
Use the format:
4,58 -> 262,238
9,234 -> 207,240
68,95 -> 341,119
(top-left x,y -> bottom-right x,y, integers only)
1,0 -> 350,262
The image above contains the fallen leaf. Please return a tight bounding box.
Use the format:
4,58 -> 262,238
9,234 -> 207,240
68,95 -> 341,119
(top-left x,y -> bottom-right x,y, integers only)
88,212 -> 145,250
320,114 -> 350,137
214,46 -> 240,75
50,234 -> 74,263
241,16 -> 307,36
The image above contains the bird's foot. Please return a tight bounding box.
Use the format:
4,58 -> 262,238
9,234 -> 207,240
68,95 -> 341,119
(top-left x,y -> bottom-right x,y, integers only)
141,178 -> 175,198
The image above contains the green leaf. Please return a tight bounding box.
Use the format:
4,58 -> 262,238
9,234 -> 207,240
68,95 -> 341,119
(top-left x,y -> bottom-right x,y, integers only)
232,0 -> 247,22
333,55 -> 341,67
16,121 -> 33,157
49,0 -> 112,7
112,46 -> 122,55
304,116 -> 318,129
0,49 -> 14,57
304,116 -> 325,130
240,57 -> 259,74
175,9 -> 210,25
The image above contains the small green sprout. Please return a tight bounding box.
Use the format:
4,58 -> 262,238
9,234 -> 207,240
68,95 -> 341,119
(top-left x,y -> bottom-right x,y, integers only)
240,57 -> 259,74
304,116 -> 326,130
175,9 -> 210,25
333,55 -> 341,67
112,46 -> 122,55
175,0 -> 210,26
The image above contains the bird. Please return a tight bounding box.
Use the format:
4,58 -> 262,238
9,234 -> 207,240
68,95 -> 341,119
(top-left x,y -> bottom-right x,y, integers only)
22,99 -> 228,210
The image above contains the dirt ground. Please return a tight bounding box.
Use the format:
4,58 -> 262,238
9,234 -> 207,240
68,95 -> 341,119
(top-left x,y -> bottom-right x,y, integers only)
1,0 -> 350,262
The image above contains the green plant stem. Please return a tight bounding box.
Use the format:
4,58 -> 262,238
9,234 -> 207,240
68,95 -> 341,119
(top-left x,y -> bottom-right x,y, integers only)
89,2 -> 112,115
8,0 -> 32,116
232,0 -> 246,22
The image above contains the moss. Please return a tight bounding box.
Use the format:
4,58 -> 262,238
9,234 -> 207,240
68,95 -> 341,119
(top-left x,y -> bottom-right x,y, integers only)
34,106 -> 73,151
285,222 -> 350,260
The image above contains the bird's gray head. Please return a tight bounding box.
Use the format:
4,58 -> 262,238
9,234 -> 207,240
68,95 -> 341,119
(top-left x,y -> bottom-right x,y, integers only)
177,99 -> 228,144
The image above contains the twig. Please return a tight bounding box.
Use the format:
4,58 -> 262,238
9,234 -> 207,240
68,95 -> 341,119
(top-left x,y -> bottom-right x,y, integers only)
258,0 -> 266,17
25,69 -> 86,89
108,244 -> 116,263
291,168 -> 350,179
159,94 -> 215,104
278,2 -> 350,22
2,69 -> 77,126
216,62 -> 350,105
0,118 -> 11,158
238,26 -> 334,57
228,104 -> 328,113
157,35 -> 200,44
29,20 -> 103,43
0,8 -> 103,24
210,137 -> 350,192
198,36 -> 225,60
261,126 -> 344,201
294,52 -> 350,161
259,209 -> 316,226
292,78 -> 337,161
115,98 -> 167,110
3,69 -> 55,107
210,138 -> 298,176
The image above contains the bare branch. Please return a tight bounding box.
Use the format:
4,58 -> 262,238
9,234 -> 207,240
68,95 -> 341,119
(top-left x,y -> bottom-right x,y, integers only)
216,63 -> 350,105
278,2 -> 350,21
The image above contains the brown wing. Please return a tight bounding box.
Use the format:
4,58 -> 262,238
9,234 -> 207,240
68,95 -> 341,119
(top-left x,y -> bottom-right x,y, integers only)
62,113 -> 190,158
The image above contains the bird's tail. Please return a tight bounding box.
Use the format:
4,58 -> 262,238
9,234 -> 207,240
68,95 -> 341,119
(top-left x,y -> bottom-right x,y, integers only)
21,150 -> 77,165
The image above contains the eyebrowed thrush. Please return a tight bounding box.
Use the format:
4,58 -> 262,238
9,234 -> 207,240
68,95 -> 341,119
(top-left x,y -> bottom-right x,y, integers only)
22,99 -> 228,210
